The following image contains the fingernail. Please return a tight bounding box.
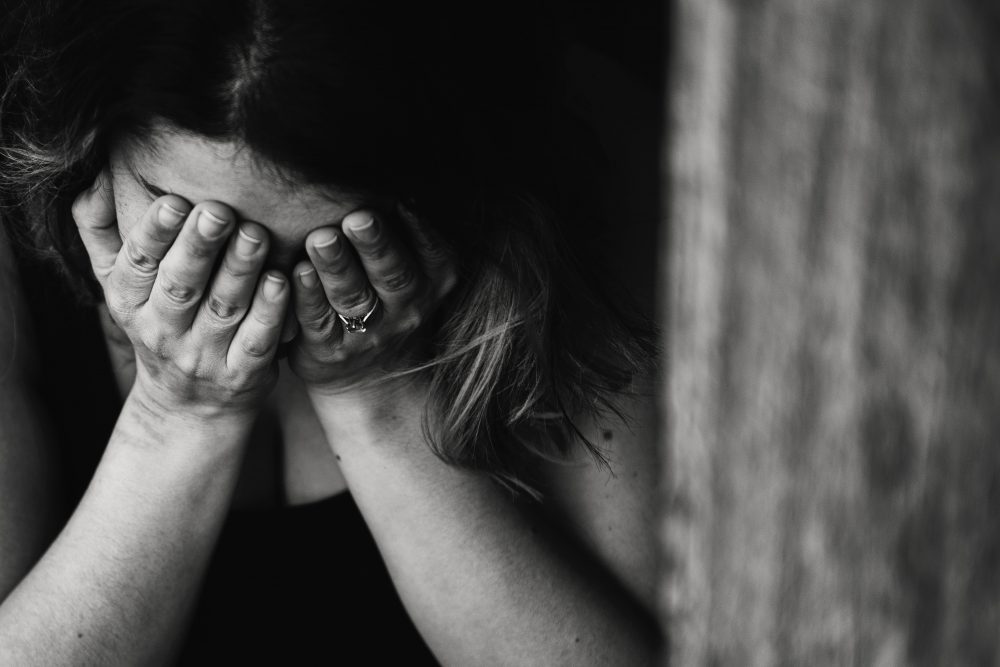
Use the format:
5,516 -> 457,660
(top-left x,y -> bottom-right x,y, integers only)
263,274 -> 285,300
348,215 -> 378,242
313,231 -> 341,261
197,209 -> 230,239
158,202 -> 187,228
236,226 -> 262,257
298,267 -> 318,288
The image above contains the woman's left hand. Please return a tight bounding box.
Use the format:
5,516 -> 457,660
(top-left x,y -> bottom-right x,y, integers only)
288,205 -> 456,396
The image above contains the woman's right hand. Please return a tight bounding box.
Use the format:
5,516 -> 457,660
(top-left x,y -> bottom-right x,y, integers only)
71,169 -> 289,419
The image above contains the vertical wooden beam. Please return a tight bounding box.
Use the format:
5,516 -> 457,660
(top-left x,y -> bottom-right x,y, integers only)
661,0 -> 1000,664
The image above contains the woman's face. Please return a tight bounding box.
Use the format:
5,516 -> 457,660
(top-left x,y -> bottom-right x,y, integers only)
109,125 -> 376,274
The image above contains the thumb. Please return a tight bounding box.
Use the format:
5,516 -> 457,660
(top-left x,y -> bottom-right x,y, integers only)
71,168 -> 120,287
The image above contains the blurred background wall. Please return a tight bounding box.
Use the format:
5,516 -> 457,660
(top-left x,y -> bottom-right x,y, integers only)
661,0 -> 1000,664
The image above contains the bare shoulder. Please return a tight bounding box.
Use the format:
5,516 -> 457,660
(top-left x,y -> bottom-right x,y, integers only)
527,42 -> 662,612
536,365 -> 660,613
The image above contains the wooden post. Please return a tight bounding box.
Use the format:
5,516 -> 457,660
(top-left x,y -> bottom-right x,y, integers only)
661,0 -> 1000,664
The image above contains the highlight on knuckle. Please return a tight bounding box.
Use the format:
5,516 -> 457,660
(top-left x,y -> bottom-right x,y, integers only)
206,294 -> 241,322
159,275 -> 200,305
380,265 -> 416,293
71,194 -> 103,229
123,239 -> 160,275
240,335 -> 273,359
399,310 -> 423,332
437,268 -> 459,297
140,330 -> 170,359
70,196 -> 88,225
173,350 -> 203,377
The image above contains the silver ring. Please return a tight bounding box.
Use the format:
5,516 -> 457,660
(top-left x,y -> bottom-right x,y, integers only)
337,297 -> 380,334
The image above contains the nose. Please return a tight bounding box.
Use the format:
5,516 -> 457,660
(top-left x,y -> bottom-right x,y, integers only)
264,239 -> 307,275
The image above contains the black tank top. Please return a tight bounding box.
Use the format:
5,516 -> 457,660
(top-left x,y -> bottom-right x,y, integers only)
15,251 -> 438,664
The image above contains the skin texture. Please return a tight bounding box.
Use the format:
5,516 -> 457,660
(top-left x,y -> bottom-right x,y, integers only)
0,126 -> 660,664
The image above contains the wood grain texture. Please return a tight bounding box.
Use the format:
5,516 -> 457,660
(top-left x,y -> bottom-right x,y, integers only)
660,0 -> 1000,664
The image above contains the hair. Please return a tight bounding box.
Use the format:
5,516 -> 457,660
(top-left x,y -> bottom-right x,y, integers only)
1,0 -> 657,497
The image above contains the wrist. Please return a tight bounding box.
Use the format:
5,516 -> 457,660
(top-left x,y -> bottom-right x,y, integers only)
118,383 -> 256,457
307,377 -> 429,452
306,372 -> 425,416
129,377 -> 259,424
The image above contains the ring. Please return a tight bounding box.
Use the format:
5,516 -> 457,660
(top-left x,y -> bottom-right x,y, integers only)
337,297 -> 380,334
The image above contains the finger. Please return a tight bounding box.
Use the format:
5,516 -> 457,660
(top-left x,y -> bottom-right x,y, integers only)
304,227 -> 379,322
341,210 -> 421,308
228,271 -> 289,369
292,260 -> 342,347
107,194 -> 192,311
395,202 -> 451,269
146,202 -> 236,332
193,222 -> 269,343
71,169 -> 120,287
395,203 -> 457,298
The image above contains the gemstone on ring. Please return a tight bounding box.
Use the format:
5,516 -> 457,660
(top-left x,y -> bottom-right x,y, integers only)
337,298 -> 380,333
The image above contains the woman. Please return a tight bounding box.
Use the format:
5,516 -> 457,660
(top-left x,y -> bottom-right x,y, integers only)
0,0 -> 660,663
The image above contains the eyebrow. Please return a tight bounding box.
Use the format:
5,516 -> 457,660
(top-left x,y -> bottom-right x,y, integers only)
136,173 -> 172,198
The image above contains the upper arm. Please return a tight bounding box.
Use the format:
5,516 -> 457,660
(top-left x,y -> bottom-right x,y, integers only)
0,226 -> 62,601
537,374 -> 660,613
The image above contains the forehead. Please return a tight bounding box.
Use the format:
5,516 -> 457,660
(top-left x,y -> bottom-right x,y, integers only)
114,128 -> 366,245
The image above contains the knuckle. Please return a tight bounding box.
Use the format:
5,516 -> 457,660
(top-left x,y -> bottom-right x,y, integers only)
323,347 -> 351,364
70,195 -> 89,225
221,254 -> 259,280
159,275 -> 200,305
71,192 -> 103,228
398,310 -> 423,332
173,350 -> 202,377
379,265 -> 416,293
301,306 -> 337,332
147,216 -> 183,245
183,235 -> 219,260
437,268 -> 459,297
93,261 -> 115,283
336,288 -> 375,313
323,259 -> 355,280
122,239 -> 160,275
251,307 -> 280,329
140,331 -> 169,359
105,290 -> 131,320
362,236 -> 392,260
240,335 -> 273,359
205,294 -> 242,322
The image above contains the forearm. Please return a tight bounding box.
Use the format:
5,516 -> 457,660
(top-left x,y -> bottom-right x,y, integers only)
311,385 -> 658,666
0,390 -> 251,666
